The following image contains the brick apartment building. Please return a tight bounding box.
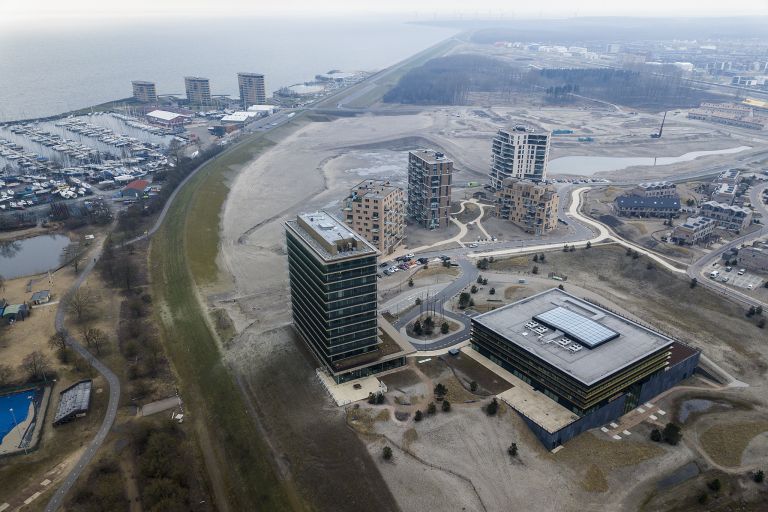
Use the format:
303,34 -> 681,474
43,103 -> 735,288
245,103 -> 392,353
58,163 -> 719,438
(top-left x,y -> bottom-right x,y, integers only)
344,179 -> 406,254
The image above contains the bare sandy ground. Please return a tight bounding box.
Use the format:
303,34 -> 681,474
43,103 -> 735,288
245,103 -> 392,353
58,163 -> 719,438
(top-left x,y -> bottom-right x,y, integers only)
215,105 -> 768,511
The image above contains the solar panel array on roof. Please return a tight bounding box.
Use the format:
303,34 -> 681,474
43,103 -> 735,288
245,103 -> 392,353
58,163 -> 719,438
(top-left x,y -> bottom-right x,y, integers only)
534,307 -> 619,348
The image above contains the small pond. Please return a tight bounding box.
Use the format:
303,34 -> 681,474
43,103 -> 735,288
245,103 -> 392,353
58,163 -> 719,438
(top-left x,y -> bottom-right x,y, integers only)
0,234 -> 71,279
548,146 -> 752,175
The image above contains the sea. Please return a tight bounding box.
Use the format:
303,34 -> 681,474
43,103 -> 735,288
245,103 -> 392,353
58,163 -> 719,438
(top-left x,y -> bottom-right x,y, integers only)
0,17 -> 457,122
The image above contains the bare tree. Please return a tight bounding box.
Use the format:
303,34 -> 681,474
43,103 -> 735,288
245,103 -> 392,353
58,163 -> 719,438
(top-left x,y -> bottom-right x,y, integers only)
0,364 -> 13,386
65,288 -> 97,324
20,351 -> 50,381
84,328 -> 109,355
48,329 -> 69,351
0,273 -> 5,293
60,239 -> 87,275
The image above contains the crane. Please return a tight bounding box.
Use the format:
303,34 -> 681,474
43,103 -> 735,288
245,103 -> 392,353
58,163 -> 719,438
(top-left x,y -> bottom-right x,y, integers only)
651,111 -> 667,138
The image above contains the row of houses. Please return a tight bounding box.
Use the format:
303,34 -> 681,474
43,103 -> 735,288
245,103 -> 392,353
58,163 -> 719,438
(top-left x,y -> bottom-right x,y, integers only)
670,202 -> 754,244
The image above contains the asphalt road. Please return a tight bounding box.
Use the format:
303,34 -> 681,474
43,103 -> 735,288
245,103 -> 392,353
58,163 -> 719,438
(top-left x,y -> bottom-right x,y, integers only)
686,182 -> 768,308
44,238 -> 119,512
392,258 -> 478,350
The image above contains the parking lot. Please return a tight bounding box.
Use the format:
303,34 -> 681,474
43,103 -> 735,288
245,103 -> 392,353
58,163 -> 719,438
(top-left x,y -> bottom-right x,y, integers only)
723,269 -> 764,289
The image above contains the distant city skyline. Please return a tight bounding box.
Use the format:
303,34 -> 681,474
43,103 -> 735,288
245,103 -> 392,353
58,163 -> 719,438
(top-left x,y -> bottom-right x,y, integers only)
4,0 -> 768,24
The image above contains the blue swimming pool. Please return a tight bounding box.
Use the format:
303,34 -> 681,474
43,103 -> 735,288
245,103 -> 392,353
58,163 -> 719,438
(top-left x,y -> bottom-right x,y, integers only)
0,390 -> 36,441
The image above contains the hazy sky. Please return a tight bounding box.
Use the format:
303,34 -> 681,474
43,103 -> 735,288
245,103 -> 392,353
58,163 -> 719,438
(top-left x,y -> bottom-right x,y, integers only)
4,0 -> 768,22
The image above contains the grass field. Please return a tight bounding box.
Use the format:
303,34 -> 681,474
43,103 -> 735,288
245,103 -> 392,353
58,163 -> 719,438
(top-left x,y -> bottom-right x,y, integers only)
149,132 -> 303,512
699,421 -> 768,467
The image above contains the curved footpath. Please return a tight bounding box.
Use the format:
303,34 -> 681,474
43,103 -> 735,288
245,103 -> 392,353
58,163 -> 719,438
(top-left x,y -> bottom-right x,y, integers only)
45,131 -> 270,511
44,238 -> 118,512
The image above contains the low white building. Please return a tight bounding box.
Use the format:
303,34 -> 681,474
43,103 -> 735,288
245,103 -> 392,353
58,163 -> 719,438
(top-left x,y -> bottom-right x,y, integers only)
220,111 -> 259,125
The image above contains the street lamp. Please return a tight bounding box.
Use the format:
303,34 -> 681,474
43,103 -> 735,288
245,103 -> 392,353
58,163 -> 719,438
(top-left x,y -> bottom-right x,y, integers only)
9,408 -> 28,455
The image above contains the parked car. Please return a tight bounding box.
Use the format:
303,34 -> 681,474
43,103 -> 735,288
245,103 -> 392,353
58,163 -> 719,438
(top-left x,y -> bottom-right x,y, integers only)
468,243 -> 478,248
379,262 -> 389,268
738,269 -> 746,275
405,253 -> 415,259
417,257 -> 429,264
725,266 -> 732,272
383,269 -> 391,276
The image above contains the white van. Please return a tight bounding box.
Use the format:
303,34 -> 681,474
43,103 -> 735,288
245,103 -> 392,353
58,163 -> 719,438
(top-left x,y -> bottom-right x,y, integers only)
709,270 -> 720,279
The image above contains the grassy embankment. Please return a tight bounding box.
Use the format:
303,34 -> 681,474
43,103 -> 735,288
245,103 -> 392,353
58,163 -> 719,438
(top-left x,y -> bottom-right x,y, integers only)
334,37 -> 462,109
149,130 -> 303,512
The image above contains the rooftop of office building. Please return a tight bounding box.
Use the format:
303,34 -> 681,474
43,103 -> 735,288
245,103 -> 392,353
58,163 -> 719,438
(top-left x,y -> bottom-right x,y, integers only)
286,211 -> 378,262
497,124 -> 549,136
349,179 -> 402,200
472,288 -> 674,386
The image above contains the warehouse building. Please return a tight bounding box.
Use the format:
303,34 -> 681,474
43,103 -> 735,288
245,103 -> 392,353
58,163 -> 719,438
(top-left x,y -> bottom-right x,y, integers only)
471,288 -> 700,448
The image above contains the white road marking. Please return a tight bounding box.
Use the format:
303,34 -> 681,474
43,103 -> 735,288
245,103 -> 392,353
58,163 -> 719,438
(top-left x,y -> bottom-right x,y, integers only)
24,492 -> 41,505
40,479 -> 51,486
657,410 -> 666,415
612,435 -> 622,440
0,503 -> 10,511
649,414 -> 658,420
637,407 -> 645,413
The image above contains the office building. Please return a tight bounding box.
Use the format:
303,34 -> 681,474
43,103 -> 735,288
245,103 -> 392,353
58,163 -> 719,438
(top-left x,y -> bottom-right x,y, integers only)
344,179 -> 406,254
238,72 -> 266,109
285,211 -> 412,383
489,125 -> 551,189
471,288 -> 700,448
407,150 -> 452,229
670,216 -> 716,245
699,201 -> 753,231
494,178 -> 559,235
184,76 -> 212,106
131,81 -> 157,103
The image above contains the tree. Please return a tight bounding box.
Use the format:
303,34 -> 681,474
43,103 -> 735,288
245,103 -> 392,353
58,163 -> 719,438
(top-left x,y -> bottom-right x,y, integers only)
508,443 -> 518,457
477,258 -> 489,270
469,381 -> 478,392
414,410 -> 423,422
690,278 -> 698,288
442,400 -> 451,412
563,244 -> 570,252
427,402 -> 437,415
558,284 -> 565,290
434,383 -> 447,397
707,478 -> 721,492
382,446 -> 393,461
408,278 -> 414,288
756,305 -> 763,316
65,288 -> 97,324
533,254 -> 539,262
84,328 -> 109,355
413,320 -> 423,336
423,316 -> 434,335
585,241 -> 592,249
758,318 -> 766,329
20,351 -> 50,381
48,329 -> 69,351
539,253 -> 546,262
482,278 -> 488,285
486,398 -> 499,416
415,297 -> 422,306
489,287 -> 496,295
662,422 -> 682,445
650,429 -> 662,442
477,275 -> 484,284
471,285 -> 478,294
532,265 -> 539,275
458,292 -> 471,309
753,469 -> 764,483
747,306 -> 756,317
441,322 -> 449,334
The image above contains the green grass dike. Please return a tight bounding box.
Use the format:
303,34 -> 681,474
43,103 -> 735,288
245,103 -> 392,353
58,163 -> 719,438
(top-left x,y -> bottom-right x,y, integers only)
149,129 -> 304,512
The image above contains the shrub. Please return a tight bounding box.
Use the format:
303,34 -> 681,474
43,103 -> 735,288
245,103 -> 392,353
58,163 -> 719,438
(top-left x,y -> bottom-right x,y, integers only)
558,284 -> 564,290
442,400 -> 451,412
539,253 -> 546,262
532,265 -> 539,275
706,478 -> 721,492
690,278 -> 698,288
414,410 -> 423,422
697,493 -> 708,504
486,398 -> 499,416
508,443 -> 518,457
441,322 -> 449,334
469,381 -> 478,392
376,393 -> 385,405
663,422 -> 682,446
758,318 -> 766,329
470,285 -> 478,294
427,402 -> 437,415
477,275 -> 484,284
458,292 -> 471,309
586,241 -> 592,249
382,446 -> 393,460
434,383 -> 447,397
533,254 -> 539,262
753,469 -> 764,483
650,429 -> 662,442
489,287 -> 496,295
415,297 -> 422,305
408,278 -> 414,287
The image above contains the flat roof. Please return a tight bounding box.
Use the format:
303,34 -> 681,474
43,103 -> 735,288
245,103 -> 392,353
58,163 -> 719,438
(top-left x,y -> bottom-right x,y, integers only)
221,111 -> 257,123
147,110 -> 185,121
286,210 -> 378,262
534,307 -> 619,348
472,288 -> 674,386
409,149 -> 453,165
